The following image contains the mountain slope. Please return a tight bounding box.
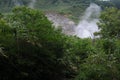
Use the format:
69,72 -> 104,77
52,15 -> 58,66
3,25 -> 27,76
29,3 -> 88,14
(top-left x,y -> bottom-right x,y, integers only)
0,0 -> 120,21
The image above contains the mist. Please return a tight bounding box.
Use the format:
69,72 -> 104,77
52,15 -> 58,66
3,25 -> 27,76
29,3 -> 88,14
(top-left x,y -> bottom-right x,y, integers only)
29,0 -> 36,8
13,0 -> 23,6
10,1 -> 101,39
75,3 -> 101,38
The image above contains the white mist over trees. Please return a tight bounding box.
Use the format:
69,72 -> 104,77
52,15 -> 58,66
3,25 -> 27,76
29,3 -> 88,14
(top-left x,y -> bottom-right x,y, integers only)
12,0 -> 23,6
75,3 -> 101,38
29,0 -> 36,8
4,1 -> 102,39
45,3 -> 101,39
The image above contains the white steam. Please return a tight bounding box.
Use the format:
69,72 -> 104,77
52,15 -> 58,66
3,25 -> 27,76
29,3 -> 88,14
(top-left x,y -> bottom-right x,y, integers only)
13,0 -> 22,6
29,0 -> 36,8
75,3 -> 101,38
11,1 -> 101,39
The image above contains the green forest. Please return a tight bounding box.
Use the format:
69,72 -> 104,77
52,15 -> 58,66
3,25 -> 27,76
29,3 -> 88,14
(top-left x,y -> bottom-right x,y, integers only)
1,0 -> 120,21
0,0 -> 120,80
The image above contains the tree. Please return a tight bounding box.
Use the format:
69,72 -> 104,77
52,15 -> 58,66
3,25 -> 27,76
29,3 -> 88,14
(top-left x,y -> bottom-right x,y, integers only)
96,7 -> 120,39
0,7 -> 69,80
111,0 -> 120,9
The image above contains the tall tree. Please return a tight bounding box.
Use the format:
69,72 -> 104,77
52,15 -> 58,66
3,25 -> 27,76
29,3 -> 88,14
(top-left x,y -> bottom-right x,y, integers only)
0,7 -> 69,80
96,7 -> 120,39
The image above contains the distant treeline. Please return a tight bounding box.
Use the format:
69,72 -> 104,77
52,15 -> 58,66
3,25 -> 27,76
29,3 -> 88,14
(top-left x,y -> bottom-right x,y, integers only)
0,0 -> 120,21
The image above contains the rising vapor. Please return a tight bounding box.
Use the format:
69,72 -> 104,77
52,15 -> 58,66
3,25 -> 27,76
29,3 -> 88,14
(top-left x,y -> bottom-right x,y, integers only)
29,0 -> 36,8
75,3 -> 101,38
13,0 -> 23,6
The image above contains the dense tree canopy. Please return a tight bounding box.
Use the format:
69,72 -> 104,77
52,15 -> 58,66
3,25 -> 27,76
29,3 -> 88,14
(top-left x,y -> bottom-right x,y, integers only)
0,0 -> 120,21
96,7 -> 120,39
0,7 -> 70,80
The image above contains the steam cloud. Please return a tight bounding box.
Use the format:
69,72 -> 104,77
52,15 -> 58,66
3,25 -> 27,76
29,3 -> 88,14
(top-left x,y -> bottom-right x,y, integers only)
11,1 -> 101,39
29,0 -> 36,8
75,3 -> 101,38
13,0 -> 23,6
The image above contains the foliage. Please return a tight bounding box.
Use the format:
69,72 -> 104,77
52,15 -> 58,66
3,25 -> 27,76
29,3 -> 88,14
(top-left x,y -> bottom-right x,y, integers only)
74,7 -> 120,80
1,0 -> 120,21
96,7 -> 120,39
62,37 -> 94,78
75,51 -> 119,80
0,7 -> 69,80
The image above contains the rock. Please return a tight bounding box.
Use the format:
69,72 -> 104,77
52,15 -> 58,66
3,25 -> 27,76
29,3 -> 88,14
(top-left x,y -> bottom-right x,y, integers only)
45,12 -> 76,35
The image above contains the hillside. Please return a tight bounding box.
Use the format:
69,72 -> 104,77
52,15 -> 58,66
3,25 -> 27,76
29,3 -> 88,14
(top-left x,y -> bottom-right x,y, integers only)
0,0 -> 120,21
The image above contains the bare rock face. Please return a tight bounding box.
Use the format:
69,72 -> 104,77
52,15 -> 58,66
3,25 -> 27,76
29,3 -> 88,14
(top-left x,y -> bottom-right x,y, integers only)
45,12 -> 76,35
